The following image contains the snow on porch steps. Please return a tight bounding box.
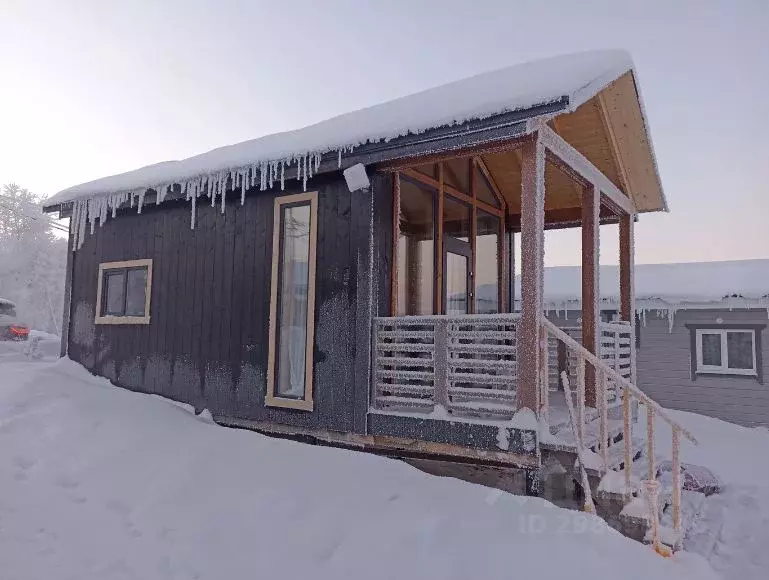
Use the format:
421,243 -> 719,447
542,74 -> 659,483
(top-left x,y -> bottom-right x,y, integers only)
0,358 -> 717,580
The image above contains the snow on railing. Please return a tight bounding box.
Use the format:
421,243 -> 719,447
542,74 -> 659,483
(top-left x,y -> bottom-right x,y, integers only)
541,316 -> 696,552
372,313 -> 521,419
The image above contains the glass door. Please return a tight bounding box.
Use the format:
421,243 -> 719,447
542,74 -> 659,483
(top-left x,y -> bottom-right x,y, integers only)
443,236 -> 472,315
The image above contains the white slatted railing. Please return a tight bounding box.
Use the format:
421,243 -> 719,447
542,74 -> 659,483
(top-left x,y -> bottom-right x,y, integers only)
541,316 -> 697,551
373,314 -> 520,419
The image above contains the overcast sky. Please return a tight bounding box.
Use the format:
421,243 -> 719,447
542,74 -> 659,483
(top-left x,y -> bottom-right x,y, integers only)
1,0 -> 767,266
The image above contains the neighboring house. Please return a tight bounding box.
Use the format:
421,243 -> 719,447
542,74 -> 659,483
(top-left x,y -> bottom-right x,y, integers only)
520,260 -> 769,427
43,50 -> 684,505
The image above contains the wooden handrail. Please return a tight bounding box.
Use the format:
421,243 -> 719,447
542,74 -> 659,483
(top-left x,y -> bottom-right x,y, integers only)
541,316 -> 697,444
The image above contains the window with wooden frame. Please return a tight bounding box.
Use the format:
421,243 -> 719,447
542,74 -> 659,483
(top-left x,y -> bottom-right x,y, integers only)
692,327 -> 761,378
95,259 -> 153,324
393,158 -> 506,316
266,191 -> 318,410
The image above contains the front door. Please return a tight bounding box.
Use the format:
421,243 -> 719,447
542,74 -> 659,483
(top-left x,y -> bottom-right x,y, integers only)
443,237 -> 472,315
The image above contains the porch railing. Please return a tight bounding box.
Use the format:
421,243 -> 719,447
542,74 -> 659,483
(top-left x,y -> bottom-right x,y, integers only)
541,316 -> 697,549
372,313 -> 521,419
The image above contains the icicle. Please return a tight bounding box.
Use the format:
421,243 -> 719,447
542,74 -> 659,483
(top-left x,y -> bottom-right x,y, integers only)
268,162 -> 274,189
666,307 -> 676,333
241,170 -> 246,205
280,160 -> 285,191
221,174 -> 226,214
190,191 -> 197,230
137,191 -> 145,214
296,156 -> 302,182
302,156 -> 308,190
315,152 -> 320,172
338,149 -> 342,168
260,162 -> 267,191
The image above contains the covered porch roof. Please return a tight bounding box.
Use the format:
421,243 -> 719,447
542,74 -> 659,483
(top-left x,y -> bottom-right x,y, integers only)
43,49 -> 664,219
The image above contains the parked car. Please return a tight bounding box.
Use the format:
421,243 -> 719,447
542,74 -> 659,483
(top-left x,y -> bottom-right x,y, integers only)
0,298 -> 29,341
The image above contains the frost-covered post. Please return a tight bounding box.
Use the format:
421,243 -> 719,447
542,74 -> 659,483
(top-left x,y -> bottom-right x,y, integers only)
619,213 -> 636,383
672,426 -> 682,538
518,133 -> 545,413
581,183 -> 600,407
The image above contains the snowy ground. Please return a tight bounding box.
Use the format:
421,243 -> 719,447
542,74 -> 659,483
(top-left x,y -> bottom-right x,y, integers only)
641,408 -> 769,580
0,356 -> 748,580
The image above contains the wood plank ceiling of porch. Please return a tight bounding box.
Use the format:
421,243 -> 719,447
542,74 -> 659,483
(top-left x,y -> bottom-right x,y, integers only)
480,72 -> 661,225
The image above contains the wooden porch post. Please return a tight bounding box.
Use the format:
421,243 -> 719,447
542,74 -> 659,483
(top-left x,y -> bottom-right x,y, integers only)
619,212 -> 635,381
582,184 -> 600,407
518,134 -> 545,413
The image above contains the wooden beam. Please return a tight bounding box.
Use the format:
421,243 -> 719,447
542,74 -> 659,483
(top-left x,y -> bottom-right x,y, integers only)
401,168 -> 504,217
470,159 -> 478,314
582,183 -> 600,408
507,205 -> 620,231
474,157 -> 506,208
377,136 -> 527,173
390,173 -> 400,315
551,117 -> 586,202
436,163 -> 444,314
619,213 -> 635,382
539,124 -> 634,216
517,133 -> 545,413
596,95 -> 631,196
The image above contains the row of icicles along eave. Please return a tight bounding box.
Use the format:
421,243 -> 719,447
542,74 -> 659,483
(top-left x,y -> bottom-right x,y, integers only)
70,147 -> 357,251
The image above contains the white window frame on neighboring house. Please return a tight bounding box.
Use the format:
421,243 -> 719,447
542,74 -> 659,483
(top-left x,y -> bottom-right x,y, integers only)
695,328 -> 757,376
95,259 -> 153,325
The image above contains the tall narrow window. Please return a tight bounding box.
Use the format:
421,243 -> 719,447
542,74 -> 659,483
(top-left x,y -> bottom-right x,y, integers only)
95,259 -> 153,324
267,192 -> 318,410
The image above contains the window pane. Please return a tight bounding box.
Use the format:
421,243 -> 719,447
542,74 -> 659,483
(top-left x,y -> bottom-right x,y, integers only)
443,195 -> 471,242
474,164 -> 501,208
443,158 -> 471,194
727,332 -> 754,370
476,211 -> 500,313
125,268 -> 148,316
104,272 -> 125,316
276,204 -> 311,398
445,253 -> 468,315
700,333 -> 722,366
397,177 -> 435,315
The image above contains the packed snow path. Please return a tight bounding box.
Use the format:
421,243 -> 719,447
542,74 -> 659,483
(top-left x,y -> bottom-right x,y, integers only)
0,357 -> 725,580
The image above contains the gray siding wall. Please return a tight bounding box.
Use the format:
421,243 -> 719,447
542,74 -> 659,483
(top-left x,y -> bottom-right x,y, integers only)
636,309 -> 769,427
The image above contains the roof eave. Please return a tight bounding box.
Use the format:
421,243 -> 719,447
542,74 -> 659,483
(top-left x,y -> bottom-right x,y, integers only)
42,98 -> 570,216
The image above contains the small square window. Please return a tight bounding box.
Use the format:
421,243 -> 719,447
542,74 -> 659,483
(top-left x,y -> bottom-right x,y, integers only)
695,328 -> 756,376
95,259 -> 152,324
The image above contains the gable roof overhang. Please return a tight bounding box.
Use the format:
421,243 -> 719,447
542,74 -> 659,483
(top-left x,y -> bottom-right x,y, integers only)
43,50 -> 666,221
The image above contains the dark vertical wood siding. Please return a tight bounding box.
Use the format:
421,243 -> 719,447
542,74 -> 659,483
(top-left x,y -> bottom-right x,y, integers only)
67,172 -> 380,434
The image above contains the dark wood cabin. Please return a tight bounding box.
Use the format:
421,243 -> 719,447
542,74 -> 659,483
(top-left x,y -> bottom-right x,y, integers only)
45,51 -> 687,509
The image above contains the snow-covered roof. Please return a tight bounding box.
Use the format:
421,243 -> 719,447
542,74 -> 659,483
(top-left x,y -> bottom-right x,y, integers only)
0,298 -> 17,308
513,259 -> 769,308
45,50 -> 633,207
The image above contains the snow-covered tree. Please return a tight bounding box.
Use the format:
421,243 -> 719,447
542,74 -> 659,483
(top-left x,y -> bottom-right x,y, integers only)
0,183 -> 67,334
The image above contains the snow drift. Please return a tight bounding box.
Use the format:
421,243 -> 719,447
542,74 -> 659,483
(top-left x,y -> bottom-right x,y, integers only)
0,357 -> 716,580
